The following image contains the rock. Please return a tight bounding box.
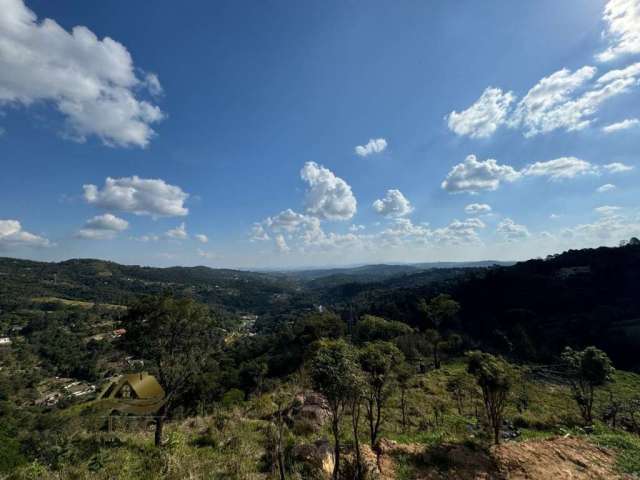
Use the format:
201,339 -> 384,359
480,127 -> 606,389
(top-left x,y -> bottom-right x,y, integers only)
292,438 -> 335,478
290,390 -> 331,432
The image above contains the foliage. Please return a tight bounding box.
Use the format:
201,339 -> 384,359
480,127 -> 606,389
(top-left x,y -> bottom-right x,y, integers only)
561,346 -> 615,424
467,350 -> 513,444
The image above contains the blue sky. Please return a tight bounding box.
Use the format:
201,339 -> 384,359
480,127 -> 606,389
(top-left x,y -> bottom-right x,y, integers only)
1,0 -> 639,268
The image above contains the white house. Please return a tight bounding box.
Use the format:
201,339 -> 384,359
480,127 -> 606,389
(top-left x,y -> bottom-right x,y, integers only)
0,337 -> 12,346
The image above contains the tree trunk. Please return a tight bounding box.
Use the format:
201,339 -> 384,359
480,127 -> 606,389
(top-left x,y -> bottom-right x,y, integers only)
433,343 -> 441,369
332,417 -> 341,480
352,398 -> 362,480
155,404 -> 167,447
400,389 -> 407,432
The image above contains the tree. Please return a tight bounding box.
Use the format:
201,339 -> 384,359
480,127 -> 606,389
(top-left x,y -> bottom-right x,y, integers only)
358,341 -> 404,448
419,294 -> 460,330
419,295 -> 460,369
353,315 -> 413,344
466,351 -> 512,444
561,346 -> 614,424
121,296 -> 220,447
446,371 -> 474,416
396,362 -> 414,432
309,339 -> 360,480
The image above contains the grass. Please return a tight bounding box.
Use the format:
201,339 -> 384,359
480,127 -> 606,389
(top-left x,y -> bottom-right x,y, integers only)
7,360 -> 640,479
31,297 -> 126,311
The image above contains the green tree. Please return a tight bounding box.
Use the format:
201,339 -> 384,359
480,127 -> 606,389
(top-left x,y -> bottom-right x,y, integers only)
309,339 -> 360,480
353,315 -> 413,344
446,371 -> 474,415
396,362 -> 414,432
561,346 -> 614,424
121,296 -> 220,447
466,351 -> 512,444
358,341 -> 404,447
419,295 -> 460,369
418,294 -> 460,330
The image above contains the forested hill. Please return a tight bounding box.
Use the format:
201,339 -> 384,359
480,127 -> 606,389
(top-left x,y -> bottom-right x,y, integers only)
2,244 -> 639,371
0,257 -> 298,312
335,243 -> 640,371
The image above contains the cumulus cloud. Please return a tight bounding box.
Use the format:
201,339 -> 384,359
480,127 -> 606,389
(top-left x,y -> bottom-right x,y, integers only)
509,66 -> 615,137
597,183 -> 616,192
441,155 -> 521,193
265,209 -> 313,232
464,203 -> 492,215
372,189 -> 414,217
83,176 -> 189,217
597,62 -> 640,84
594,205 -> 622,216
596,0 -> 640,62
75,213 -> 128,240
0,219 -> 50,248
274,234 -> 289,253
497,218 -> 530,241
431,218 -> 486,245
194,234 -> 208,244
165,223 -> 188,240
562,209 -> 640,244
447,87 -> 515,138
521,157 -> 598,180
602,118 -> 640,133
451,58 -> 640,139
0,0 -> 164,147
300,162 -> 357,220
355,138 -> 387,157
603,162 -> 634,173
249,223 -> 269,241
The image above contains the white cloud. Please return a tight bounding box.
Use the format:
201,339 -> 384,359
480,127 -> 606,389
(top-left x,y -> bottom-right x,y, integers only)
507,66 -> 638,137
562,209 -> 640,244
249,223 -> 269,241
165,223 -> 188,240
83,176 -> 189,217
194,234 -> 208,244
372,189 -> 414,217
464,203 -> 492,215
197,248 -> 216,260
132,234 -> 160,242
441,155 -> 521,193
300,162 -> 357,220
0,0 -> 164,147
75,213 -> 128,240
597,183 -> 616,193
0,219 -> 50,248
265,209 -> 313,232
596,0 -> 640,62
597,63 -> 640,84
497,218 -> 530,241
594,205 -> 622,216
603,162 -> 634,173
521,157 -> 598,180
355,138 -> 387,157
349,224 -> 365,232
274,234 -> 289,253
431,218 -> 486,245
447,87 -> 515,138
602,118 -> 640,133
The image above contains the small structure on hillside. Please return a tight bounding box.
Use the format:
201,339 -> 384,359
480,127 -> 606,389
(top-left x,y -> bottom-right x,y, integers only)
0,337 -> 11,346
97,373 -> 165,415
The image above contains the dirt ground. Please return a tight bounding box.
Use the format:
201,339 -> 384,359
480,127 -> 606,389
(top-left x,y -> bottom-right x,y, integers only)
375,436 -> 632,480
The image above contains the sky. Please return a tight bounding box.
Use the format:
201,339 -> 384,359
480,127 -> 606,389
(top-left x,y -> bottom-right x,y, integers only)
1,0 -> 639,269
